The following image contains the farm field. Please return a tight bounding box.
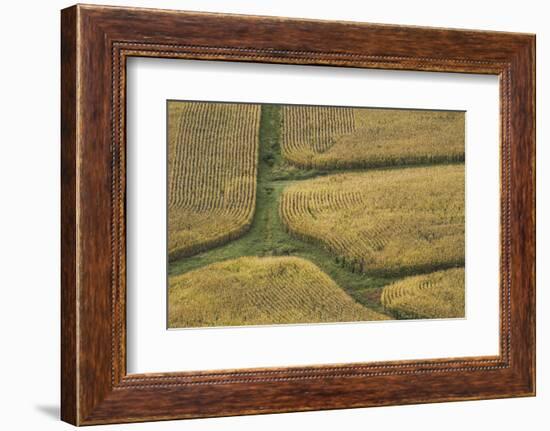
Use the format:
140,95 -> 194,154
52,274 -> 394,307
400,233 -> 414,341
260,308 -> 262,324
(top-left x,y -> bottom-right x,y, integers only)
381,267 -> 465,319
167,101 -> 465,328
281,106 -> 464,169
280,165 -> 465,276
167,101 -> 261,261
169,256 -> 388,328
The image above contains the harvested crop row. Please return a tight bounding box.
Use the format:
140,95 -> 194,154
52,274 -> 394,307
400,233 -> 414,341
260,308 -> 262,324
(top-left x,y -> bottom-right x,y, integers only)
281,106 -> 464,169
381,267 -> 465,318
168,256 -> 389,328
280,165 -> 464,276
168,101 -> 261,260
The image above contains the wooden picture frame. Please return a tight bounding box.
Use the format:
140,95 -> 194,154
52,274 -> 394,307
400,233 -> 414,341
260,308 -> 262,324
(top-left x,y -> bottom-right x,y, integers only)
61,4 -> 535,425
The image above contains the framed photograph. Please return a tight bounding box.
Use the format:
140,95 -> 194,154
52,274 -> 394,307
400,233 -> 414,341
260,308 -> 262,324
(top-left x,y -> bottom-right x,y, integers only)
61,4 -> 535,425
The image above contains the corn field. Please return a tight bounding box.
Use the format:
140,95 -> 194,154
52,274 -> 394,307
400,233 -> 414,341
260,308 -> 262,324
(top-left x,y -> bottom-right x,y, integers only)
168,256 -> 389,328
167,101 -> 261,260
381,267 -> 465,318
279,165 -> 465,276
281,106 -> 465,169
281,105 -> 355,165
167,101 -> 466,327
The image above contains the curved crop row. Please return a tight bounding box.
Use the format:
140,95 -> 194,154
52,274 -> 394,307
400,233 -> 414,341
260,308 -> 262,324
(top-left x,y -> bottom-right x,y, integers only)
381,267 -> 465,318
168,101 -> 261,260
281,106 -> 464,169
280,165 -> 464,276
281,105 -> 355,167
168,256 -> 389,328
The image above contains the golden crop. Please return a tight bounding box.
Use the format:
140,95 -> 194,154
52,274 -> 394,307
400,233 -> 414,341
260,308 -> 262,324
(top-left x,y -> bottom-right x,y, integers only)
167,102 -> 466,327
168,256 -> 389,328
280,165 -> 464,276
381,267 -> 465,318
168,101 -> 261,260
281,105 -> 355,157
281,106 -> 464,169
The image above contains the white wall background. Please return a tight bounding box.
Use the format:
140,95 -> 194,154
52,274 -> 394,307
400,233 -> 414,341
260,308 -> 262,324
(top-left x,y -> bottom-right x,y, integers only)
0,0 -> 546,429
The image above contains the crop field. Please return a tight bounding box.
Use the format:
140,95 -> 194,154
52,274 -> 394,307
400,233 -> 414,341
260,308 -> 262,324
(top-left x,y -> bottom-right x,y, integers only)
168,256 -> 389,328
168,101 -> 261,260
167,101 -> 465,328
280,165 -> 464,276
281,107 -> 464,169
281,105 -> 355,155
381,268 -> 465,319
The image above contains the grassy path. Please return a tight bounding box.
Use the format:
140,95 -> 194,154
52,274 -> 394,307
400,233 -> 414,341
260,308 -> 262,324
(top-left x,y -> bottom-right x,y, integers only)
169,105 -> 401,315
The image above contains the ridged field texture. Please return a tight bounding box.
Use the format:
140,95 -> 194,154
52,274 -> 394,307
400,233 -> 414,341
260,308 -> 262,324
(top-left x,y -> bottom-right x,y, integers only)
168,101 -> 261,260
281,106 -> 464,169
168,256 -> 389,327
167,102 -> 466,328
381,267 -> 465,318
280,164 -> 464,276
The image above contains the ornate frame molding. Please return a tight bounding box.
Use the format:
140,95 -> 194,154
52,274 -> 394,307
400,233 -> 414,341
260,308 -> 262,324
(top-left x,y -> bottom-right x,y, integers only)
61,5 -> 535,425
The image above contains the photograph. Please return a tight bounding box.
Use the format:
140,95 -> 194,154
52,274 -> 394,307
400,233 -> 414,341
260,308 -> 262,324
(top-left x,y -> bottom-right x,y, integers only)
41,1 -> 536,426
167,100 -> 466,328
